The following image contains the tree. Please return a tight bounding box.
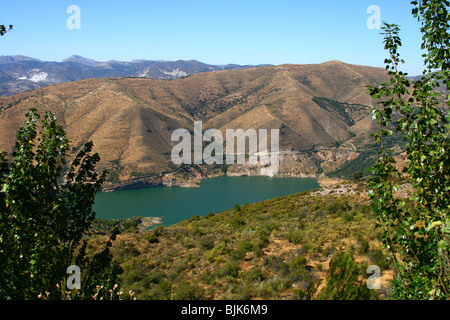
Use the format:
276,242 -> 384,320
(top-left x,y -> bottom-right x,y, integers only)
0,108 -> 120,299
367,1 -> 450,299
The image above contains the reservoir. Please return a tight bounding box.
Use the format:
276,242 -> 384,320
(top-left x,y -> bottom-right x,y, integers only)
93,176 -> 320,227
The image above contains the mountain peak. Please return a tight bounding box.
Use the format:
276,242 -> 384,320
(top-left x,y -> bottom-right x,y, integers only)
322,60 -> 345,65
62,55 -> 102,67
0,55 -> 42,64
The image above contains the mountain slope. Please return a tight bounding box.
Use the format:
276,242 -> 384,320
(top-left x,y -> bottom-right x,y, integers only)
0,55 -> 270,97
101,184 -> 392,300
0,61 -> 390,188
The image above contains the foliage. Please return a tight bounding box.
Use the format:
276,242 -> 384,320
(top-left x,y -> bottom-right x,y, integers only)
352,171 -> 363,181
316,251 -> 377,300
73,228 -> 122,300
145,233 -> 159,244
171,280 -> 205,300
0,108 -> 120,300
114,189 -> 384,300
123,220 -> 139,233
366,1 -> 450,299
0,24 -> 13,36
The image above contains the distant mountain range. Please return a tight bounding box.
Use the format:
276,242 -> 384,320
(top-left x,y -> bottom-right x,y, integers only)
0,55 -> 271,96
0,60 -> 399,189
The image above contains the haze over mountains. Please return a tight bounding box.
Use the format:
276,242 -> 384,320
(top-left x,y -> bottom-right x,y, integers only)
0,55 -> 271,97
0,60 -> 392,189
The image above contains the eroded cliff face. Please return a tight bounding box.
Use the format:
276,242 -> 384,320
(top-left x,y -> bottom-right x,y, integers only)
101,147 -> 363,191
226,151 -> 319,178
226,148 -> 361,177
101,175 -> 200,192
316,149 -> 361,173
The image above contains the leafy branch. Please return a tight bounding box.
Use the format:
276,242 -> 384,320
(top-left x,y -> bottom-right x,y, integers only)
366,1 -> 450,299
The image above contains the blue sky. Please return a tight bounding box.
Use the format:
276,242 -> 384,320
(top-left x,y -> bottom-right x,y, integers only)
1,1 -> 425,75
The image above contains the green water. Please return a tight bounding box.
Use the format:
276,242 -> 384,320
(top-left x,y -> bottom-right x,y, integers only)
93,176 -> 320,226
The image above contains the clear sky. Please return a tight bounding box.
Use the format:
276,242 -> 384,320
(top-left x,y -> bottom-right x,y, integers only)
0,0 -> 426,75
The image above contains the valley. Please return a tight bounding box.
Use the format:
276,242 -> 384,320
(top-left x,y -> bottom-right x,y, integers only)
0,60 -> 399,191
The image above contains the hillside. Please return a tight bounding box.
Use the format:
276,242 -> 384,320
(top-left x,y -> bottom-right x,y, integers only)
87,181 -> 395,300
0,61 -> 393,189
0,55 -> 269,97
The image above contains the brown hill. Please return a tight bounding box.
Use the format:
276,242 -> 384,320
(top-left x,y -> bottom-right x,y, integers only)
0,61 -> 389,188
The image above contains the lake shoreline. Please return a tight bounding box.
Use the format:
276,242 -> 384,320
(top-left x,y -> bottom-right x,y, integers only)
316,176 -> 345,188
90,216 -> 165,234
94,176 -> 323,225
101,172 -> 326,193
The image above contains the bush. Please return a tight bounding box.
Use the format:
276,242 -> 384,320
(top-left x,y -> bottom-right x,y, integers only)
205,244 -> 230,263
289,255 -> 307,272
124,220 -> 139,232
231,240 -> 254,260
145,233 -> 159,244
317,251 -> 377,300
352,171 -> 363,181
253,234 -> 270,257
149,279 -> 172,300
286,229 -> 303,245
114,243 -> 140,263
219,261 -> 241,278
171,280 -> 205,300
243,268 -> 267,283
229,217 -> 246,227
291,288 -> 307,300
152,225 -> 165,236
357,238 -> 370,254
368,248 -> 388,269
145,225 -> 166,244
197,236 -> 215,251
147,271 -> 166,284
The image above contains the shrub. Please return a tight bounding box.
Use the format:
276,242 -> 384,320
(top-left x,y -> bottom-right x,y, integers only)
149,279 -> 172,300
286,228 -> 303,245
219,261 -> 241,278
317,251 -> 377,300
357,238 -> 370,254
243,268 -> 267,283
145,233 -> 159,244
352,171 -> 363,181
205,244 -> 230,263
171,280 -> 205,300
289,255 -> 307,272
124,220 -> 139,233
368,248 -> 388,269
197,236 -> 215,251
145,225 -> 166,244
291,288 -> 307,300
231,240 -> 254,260
229,217 -> 246,227
152,225 -> 165,237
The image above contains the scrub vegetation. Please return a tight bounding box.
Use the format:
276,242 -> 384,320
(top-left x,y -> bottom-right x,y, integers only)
93,184 -> 393,300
